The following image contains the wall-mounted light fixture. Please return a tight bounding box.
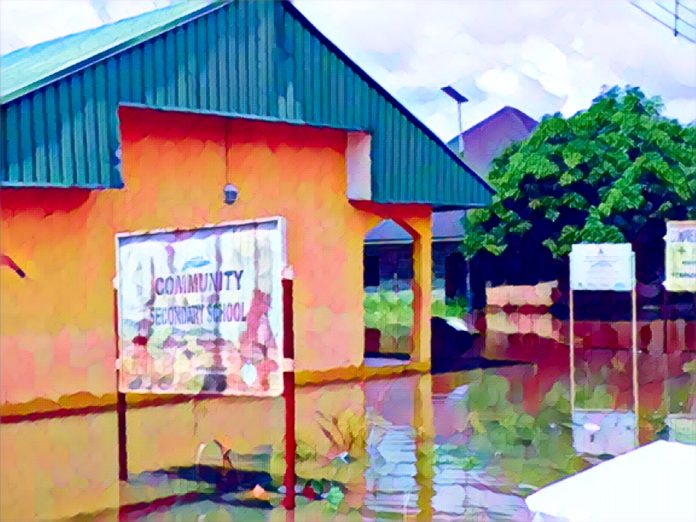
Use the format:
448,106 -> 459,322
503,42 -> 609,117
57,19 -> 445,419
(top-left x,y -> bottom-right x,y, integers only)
223,183 -> 239,205
222,120 -> 238,206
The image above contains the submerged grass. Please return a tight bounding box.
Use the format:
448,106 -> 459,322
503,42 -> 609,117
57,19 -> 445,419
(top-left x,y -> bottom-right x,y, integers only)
364,290 -> 467,335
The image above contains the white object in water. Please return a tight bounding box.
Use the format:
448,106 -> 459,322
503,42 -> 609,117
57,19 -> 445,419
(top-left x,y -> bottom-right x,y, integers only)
446,384 -> 469,403
582,422 -> 601,433
526,440 -> 696,522
445,317 -> 478,335
572,411 -> 637,457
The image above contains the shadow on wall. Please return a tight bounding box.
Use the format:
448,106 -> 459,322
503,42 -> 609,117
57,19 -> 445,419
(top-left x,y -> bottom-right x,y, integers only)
1,188 -> 93,216
1,188 -> 95,281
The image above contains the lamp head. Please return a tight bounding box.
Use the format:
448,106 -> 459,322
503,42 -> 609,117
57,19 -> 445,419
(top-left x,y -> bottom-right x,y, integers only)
223,183 -> 238,205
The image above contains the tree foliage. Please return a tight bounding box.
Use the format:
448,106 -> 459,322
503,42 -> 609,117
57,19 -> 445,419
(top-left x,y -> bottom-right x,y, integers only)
462,86 -> 696,288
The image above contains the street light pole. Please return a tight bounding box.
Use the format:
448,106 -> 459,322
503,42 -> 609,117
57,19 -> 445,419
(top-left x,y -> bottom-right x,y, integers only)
441,85 -> 468,157
441,86 -> 473,312
456,101 -> 465,157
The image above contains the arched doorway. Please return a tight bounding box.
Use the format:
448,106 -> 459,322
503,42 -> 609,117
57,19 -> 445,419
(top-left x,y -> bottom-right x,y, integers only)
363,219 -> 415,363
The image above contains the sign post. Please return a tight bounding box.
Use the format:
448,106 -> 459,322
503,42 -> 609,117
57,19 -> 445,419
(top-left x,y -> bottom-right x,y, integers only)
569,288 -> 575,411
664,221 -> 696,293
569,243 -> 638,442
114,288 -> 128,482
664,221 -> 696,351
281,267 -> 296,510
113,218 -> 291,495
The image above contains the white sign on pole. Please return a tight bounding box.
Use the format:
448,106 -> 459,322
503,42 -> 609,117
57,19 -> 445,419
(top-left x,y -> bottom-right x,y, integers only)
115,218 -> 286,397
664,221 -> 696,293
568,243 -> 639,431
570,243 -> 634,292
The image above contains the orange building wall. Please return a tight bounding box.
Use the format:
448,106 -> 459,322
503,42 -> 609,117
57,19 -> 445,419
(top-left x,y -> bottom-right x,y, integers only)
0,107 -> 432,406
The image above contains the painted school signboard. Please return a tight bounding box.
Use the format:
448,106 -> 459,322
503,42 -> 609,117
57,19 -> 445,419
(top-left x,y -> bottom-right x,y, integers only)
116,218 -> 286,397
665,221 -> 696,293
570,243 -> 635,292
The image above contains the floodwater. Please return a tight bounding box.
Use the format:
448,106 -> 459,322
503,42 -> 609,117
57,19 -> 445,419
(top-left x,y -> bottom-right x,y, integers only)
1,314 -> 694,521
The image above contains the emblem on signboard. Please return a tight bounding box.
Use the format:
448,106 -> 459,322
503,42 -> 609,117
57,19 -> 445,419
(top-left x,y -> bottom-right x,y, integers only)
570,243 -> 634,292
182,256 -> 211,271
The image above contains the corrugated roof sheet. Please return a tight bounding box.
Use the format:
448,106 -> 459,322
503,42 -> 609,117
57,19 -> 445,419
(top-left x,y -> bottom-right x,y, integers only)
0,1 -> 216,103
0,0 -> 493,208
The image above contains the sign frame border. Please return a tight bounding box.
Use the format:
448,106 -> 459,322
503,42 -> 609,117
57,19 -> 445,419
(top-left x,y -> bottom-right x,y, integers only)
569,242 -> 635,293
113,216 -> 288,397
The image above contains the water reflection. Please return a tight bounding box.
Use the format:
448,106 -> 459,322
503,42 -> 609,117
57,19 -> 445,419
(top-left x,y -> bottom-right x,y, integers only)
664,413 -> 696,444
1,315 -> 694,521
571,410 -> 637,458
364,410 -> 419,517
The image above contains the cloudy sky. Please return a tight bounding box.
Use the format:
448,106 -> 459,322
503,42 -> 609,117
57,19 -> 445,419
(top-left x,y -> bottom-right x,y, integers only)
1,0 -> 694,141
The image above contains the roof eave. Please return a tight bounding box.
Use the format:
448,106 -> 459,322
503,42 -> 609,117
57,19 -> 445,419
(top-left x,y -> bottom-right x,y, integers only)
280,0 -> 493,198
0,2 -> 225,105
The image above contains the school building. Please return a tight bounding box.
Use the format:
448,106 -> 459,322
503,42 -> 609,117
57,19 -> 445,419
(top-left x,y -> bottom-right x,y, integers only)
0,0 -> 491,405
0,2 -> 492,517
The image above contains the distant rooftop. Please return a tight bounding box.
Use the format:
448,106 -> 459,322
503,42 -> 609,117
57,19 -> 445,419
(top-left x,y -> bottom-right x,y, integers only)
367,106 -> 538,243
447,106 -> 538,177
365,212 -> 467,244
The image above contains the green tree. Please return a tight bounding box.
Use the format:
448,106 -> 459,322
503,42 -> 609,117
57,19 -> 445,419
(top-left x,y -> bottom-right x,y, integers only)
462,86 -> 696,289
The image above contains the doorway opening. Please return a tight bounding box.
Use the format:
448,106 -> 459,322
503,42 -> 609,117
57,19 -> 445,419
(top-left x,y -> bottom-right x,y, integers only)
363,219 -> 415,364
432,242 -> 469,320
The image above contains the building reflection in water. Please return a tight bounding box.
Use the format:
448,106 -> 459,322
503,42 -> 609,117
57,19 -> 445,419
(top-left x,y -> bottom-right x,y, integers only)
1,333 -> 693,520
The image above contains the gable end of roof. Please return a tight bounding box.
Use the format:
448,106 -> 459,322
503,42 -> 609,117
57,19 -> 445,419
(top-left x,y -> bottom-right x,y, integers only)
1,0 -> 492,208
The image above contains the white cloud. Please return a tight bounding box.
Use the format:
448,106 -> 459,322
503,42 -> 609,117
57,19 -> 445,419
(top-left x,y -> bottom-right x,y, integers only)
0,0 -> 177,54
99,0 -> 170,21
477,68 -> 520,98
664,97 -> 696,122
295,0 -> 696,139
0,0 -> 103,54
519,36 -> 570,97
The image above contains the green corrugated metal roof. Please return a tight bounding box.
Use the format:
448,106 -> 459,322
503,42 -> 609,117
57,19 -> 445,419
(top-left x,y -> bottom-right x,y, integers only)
0,1 -> 217,103
0,0 -> 493,208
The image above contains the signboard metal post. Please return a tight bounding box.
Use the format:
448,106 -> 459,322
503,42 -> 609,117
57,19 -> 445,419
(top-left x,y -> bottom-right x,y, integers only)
113,218 -> 290,499
632,284 -> 638,428
115,288 -> 128,482
663,221 -> 696,351
569,244 -> 638,444
282,270 -> 296,510
569,289 -> 575,413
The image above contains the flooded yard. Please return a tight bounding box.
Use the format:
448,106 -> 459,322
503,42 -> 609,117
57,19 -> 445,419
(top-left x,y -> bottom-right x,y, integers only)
1,315 -> 694,521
